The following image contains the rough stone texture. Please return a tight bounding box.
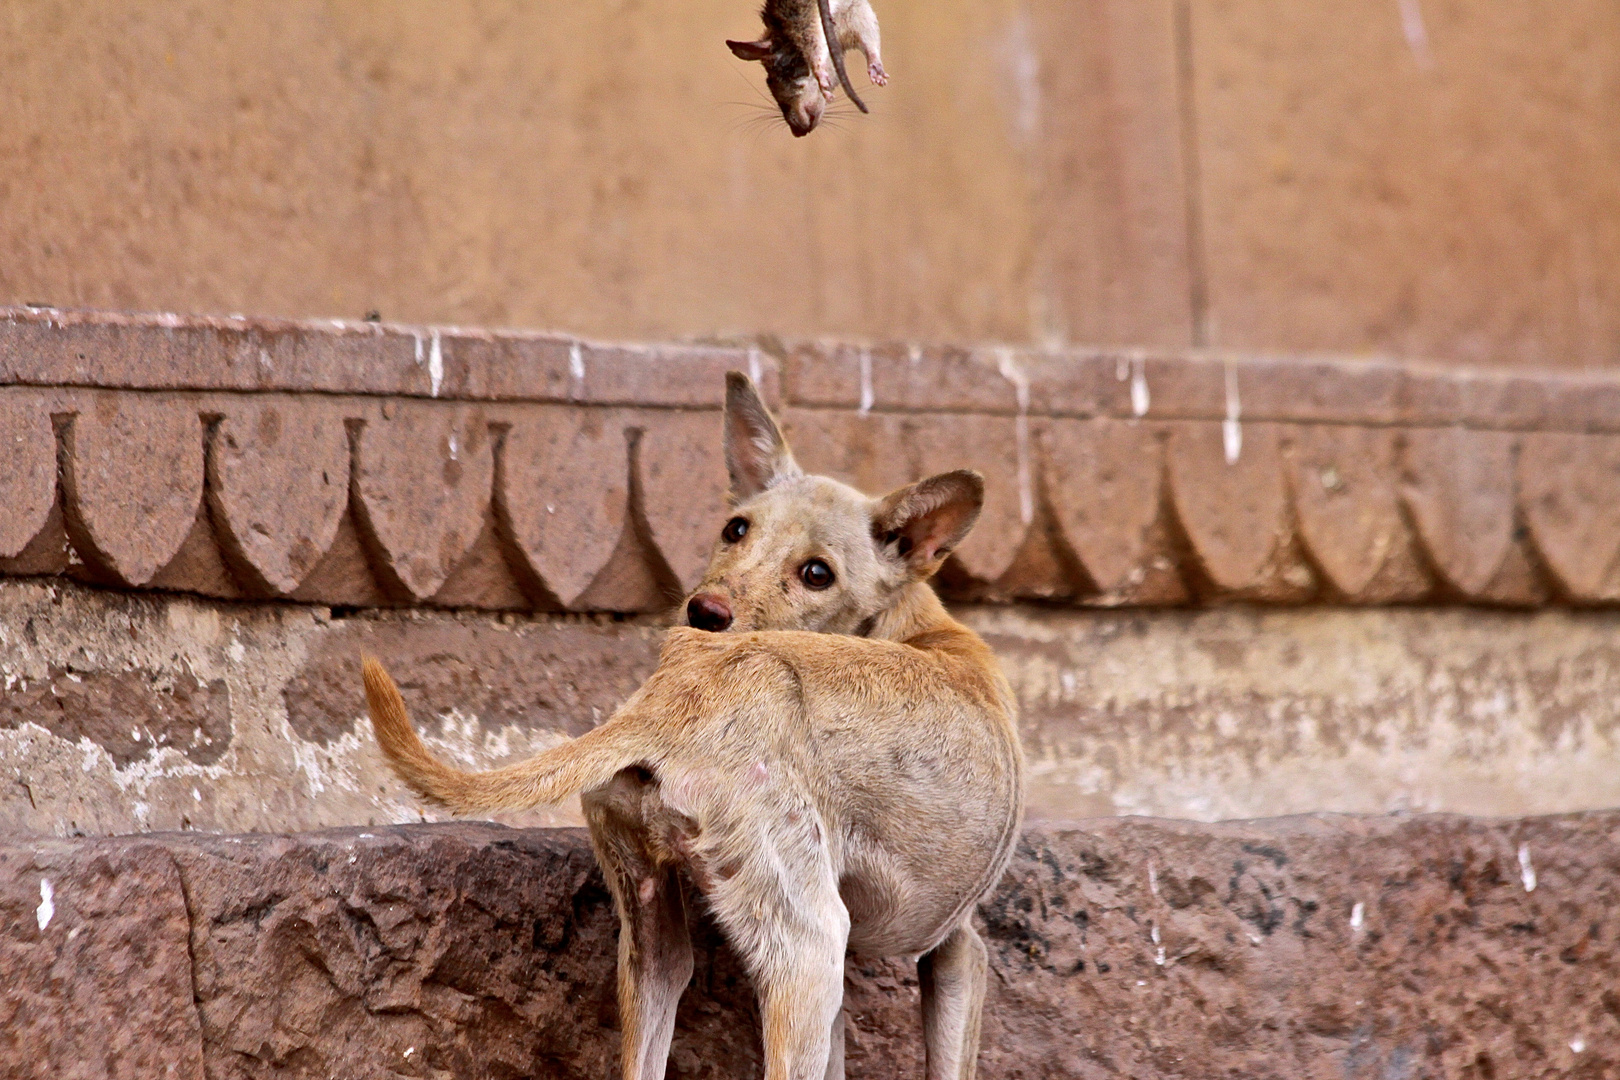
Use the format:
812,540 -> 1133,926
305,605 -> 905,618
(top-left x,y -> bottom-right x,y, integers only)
3,580 -> 1620,839
1398,426 -> 1531,602
637,409 -> 731,592
1039,417 -> 1162,595
10,311 -> 1620,615
354,401 -> 495,602
208,397 -> 351,598
59,392 -> 204,588
0,841 -> 205,1079
0,388 -> 56,560
1285,424 -> 1425,602
281,616 -> 660,750
1166,420 -> 1294,597
0,666 -> 230,769
499,406 -> 632,608
963,603 -> 1620,823
1,816 -> 1616,1078
1519,432 -> 1620,602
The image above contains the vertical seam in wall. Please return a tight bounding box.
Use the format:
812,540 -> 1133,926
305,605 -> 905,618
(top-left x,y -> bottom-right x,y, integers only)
1173,0 -> 1211,348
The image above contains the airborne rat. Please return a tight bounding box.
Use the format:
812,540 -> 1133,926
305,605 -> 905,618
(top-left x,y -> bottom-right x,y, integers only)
727,0 -> 886,136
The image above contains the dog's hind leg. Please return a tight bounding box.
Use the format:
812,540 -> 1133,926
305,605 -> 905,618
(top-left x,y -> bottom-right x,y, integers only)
584,777 -> 694,1080
919,921 -> 989,1080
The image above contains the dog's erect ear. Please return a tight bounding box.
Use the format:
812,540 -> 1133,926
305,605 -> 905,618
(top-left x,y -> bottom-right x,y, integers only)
727,38 -> 773,61
872,470 -> 984,578
724,371 -> 800,500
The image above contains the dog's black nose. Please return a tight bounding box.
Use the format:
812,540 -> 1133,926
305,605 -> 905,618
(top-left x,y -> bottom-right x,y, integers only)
686,594 -> 734,632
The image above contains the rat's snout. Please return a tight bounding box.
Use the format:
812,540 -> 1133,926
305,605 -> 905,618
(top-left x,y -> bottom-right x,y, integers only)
785,97 -> 823,136
686,593 -> 735,632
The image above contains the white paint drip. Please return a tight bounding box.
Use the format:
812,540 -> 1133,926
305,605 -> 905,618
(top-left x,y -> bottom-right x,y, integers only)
1000,6 -> 1041,144
36,878 -> 54,930
747,345 -> 762,386
569,342 -> 585,399
428,332 -> 444,398
1350,901 -> 1365,931
996,349 -> 1035,525
1130,357 -> 1150,417
858,348 -> 874,415
1518,843 -> 1537,892
1151,923 -> 1165,966
1148,862 -> 1159,898
414,334 -> 424,366
1396,0 -> 1435,70
448,431 -> 459,461
1223,361 -> 1243,464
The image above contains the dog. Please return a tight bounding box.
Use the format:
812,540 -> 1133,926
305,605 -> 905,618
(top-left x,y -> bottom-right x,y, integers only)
362,371 -> 1025,1080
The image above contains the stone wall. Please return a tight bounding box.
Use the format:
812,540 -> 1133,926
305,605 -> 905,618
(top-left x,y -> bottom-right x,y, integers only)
3,3 -> 1618,368
6,308 -> 1620,613
3,309 -> 1620,834
5,815 -> 1616,1078
5,581 -> 1620,837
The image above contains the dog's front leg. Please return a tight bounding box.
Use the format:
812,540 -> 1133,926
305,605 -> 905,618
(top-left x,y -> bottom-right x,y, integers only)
712,834 -> 848,1080
753,923 -> 847,1080
823,1003 -> 845,1080
919,922 -> 989,1080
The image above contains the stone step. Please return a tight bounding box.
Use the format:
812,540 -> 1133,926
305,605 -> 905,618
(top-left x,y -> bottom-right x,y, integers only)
2,815 -> 1615,1077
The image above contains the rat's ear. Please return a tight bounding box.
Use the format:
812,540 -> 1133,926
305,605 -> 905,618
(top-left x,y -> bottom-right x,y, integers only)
727,38 -> 773,61
872,470 -> 984,579
724,371 -> 800,501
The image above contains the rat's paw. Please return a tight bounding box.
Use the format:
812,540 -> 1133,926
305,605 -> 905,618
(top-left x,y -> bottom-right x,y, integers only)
814,65 -> 836,94
868,60 -> 888,86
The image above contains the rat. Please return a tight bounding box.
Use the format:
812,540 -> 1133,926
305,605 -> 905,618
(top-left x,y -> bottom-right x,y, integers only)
727,0 -> 886,136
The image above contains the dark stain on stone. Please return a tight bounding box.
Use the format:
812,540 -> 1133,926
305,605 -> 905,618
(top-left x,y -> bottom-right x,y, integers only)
283,620 -> 661,745
1241,842 -> 1288,868
0,665 -> 230,766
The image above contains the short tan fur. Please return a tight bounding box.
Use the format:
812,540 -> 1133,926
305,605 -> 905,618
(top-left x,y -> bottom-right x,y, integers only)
364,372 -> 1024,1080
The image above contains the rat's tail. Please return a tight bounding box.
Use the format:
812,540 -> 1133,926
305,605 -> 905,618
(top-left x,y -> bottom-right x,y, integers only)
362,655 -> 647,815
817,0 -> 868,112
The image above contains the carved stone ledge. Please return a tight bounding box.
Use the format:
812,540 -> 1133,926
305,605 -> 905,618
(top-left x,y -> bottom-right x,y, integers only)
4,308 -> 1620,612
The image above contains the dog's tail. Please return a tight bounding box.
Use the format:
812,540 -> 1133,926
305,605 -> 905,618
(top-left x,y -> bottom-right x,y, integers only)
362,654 -> 646,815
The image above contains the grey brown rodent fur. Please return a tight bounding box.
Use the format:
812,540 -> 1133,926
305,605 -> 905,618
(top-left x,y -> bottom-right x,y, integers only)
728,0 -> 886,136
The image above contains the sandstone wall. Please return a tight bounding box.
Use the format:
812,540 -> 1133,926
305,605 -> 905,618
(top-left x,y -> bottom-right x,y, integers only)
3,311 -> 1620,834
2,3 -> 1618,367
5,580 -> 1620,837
4,816 -> 1616,1078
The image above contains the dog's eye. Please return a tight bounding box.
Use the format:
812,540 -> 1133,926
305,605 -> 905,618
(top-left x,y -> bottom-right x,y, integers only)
800,559 -> 834,590
722,517 -> 749,543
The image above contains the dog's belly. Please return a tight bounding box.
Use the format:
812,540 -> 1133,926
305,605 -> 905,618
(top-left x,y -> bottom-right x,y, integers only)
837,808 -> 1017,957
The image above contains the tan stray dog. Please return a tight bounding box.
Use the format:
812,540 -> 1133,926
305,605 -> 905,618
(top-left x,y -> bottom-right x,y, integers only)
362,373 -> 1025,1080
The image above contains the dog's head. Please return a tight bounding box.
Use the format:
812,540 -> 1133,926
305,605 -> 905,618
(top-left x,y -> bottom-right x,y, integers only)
683,372 -> 983,634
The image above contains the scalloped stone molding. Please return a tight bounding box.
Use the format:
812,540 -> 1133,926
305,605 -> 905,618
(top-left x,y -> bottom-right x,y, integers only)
4,306 -> 1620,611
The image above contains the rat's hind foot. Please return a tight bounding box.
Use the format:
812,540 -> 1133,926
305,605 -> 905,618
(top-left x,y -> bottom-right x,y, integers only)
868,60 -> 888,86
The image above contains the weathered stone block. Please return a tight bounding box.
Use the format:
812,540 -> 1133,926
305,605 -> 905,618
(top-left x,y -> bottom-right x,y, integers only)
2,815 -> 1616,1077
